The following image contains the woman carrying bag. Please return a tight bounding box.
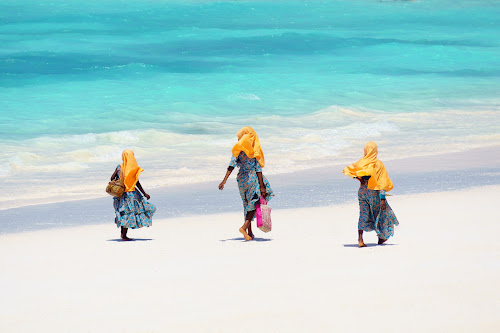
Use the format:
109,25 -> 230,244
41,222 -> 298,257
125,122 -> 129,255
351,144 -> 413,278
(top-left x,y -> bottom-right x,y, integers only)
219,127 -> 274,240
110,149 -> 156,241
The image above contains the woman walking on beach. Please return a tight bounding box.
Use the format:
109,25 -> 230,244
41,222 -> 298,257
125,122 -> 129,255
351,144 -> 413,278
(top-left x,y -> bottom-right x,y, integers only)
218,127 -> 274,240
110,149 -> 156,241
343,142 -> 399,247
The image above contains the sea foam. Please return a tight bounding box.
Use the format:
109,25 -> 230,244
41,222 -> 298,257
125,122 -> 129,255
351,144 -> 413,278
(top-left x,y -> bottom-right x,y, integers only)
1,105 -> 499,209
1,0 -> 499,209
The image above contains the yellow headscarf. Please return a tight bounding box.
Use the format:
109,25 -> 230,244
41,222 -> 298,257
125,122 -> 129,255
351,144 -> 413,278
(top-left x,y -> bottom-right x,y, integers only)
232,126 -> 265,167
342,142 -> 393,192
120,149 -> 143,192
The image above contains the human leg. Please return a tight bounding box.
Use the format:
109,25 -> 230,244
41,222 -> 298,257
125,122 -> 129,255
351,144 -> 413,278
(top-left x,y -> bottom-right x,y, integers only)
121,226 -> 131,241
239,210 -> 256,241
248,222 -> 254,240
358,230 -> 366,248
358,196 -> 372,248
247,210 -> 256,239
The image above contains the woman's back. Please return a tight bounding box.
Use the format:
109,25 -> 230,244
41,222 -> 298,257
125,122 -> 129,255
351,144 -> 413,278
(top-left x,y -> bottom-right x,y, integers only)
231,152 -> 261,173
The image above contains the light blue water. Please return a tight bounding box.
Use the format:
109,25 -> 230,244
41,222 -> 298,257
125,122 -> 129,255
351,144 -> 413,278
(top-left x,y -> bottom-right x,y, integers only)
1,0 -> 499,208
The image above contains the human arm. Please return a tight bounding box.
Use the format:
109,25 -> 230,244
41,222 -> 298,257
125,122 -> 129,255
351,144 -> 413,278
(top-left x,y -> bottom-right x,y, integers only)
110,168 -> 118,181
256,172 -> 267,198
136,181 -> 150,200
253,159 -> 266,198
219,167 -> 234,190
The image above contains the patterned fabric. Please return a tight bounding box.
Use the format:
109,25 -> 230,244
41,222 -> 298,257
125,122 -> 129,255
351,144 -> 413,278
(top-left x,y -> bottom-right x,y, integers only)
113,165 -> 156,229
229,152 -> 274,218
358,182 -> 399,240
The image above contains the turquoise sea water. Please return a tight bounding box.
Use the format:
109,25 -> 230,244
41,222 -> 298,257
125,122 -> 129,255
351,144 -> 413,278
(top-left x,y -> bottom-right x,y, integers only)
1,0 -> 499,208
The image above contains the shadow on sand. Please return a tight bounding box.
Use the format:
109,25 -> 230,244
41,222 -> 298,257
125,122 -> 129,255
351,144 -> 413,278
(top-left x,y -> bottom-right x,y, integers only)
220,237 -> 272,242
343,243 -> 397,248
107,238 -> 154,242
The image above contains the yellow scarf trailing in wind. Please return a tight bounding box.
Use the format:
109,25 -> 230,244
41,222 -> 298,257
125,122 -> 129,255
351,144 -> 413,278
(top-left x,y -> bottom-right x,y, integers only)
121,149 -> 143,192
342,141 -> 393,192
232,126 -> 265,167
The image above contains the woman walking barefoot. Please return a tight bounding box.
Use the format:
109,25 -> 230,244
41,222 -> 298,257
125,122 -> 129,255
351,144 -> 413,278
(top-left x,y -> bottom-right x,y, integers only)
218,127 -> 274,241
110,149 -> 156,241
343,142 -> 399,247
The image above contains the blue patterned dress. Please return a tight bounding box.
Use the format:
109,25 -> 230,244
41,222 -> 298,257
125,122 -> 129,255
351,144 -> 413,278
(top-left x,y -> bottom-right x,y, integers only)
229,152 -> 274,218
113,165 -> 156,229
358,183 -> 399,240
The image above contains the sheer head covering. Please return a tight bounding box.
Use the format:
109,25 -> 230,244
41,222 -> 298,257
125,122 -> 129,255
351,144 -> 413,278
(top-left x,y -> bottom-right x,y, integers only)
120,149 -> 144,192
232,126 -> 265,167
342,141 -> 393,192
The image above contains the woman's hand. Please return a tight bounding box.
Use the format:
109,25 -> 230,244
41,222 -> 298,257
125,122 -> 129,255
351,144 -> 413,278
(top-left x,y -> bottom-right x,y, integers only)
381,199 -> 386,210
135,181 -> 149,200
256,172 -> 266,198
219,169 -> 233,191
260,185 -> 267,198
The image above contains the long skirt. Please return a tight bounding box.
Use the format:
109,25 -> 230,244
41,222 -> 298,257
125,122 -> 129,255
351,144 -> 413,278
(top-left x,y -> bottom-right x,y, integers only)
113,189 -> 156,229
358,183 -> 399,240
237,170 -> 274,218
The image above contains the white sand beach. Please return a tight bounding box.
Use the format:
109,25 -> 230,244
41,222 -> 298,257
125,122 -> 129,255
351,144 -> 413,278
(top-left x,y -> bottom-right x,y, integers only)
3,1 -> 500,332
1,185 -> 499,332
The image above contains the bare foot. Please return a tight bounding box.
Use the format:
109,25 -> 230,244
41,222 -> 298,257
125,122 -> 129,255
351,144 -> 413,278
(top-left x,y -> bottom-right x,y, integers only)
248,232 -> 255,240
239,227 -> 252,241
358,239 -> 367,248
378,238 -> 387,245
121,236 -> 133,241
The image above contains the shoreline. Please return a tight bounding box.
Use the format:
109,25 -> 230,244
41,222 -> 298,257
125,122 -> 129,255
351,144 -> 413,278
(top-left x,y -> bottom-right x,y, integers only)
3,183 -> 500,237
2,174 -> 499,235
2,110 -> 499,211
1,185 -> 499,332
2,144 -> 499,211
1,146 -> 500,234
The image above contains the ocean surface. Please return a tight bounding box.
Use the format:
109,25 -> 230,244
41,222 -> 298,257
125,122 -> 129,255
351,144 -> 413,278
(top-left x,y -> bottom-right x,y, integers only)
1,0 -> 499,209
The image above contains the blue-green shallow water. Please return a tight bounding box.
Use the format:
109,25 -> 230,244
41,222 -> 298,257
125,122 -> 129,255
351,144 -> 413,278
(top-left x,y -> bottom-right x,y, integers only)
0,0 -> 499,209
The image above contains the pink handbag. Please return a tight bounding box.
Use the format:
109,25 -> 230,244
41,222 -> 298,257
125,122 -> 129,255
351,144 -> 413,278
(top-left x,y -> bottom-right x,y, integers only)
256,196 -> 272,232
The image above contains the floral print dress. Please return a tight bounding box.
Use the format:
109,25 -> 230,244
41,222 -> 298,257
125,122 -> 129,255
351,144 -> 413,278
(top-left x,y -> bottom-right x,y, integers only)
229,152 -> 274,218
113,165 -> 156,229
358,182 -> 399,240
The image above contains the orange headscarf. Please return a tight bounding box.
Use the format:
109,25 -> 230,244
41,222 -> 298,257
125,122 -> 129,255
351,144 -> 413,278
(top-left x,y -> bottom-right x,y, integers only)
232,127 -> 265,167
342,142 -> 393,192
120,149 -> 143,192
